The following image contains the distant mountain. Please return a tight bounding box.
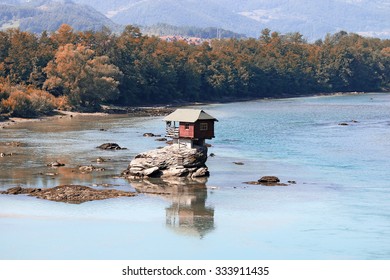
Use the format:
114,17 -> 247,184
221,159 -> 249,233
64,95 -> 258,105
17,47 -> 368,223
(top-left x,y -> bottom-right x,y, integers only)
142,23 -> 247,39
0,0 -> 119,33
73,0 -> 390,40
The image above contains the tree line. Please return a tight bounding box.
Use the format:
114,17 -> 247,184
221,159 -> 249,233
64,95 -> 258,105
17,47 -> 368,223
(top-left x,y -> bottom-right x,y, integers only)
1,24 -> 389,117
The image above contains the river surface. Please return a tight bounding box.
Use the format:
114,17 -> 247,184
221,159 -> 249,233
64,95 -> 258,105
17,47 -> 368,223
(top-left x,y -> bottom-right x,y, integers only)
1,93 -> 390,260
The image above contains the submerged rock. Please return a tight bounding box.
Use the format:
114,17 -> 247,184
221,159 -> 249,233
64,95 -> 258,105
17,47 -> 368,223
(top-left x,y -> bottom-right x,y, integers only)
79,165 -> 105,172
122,144 -> 209,179
6,141 -> 23,147
1,185 -> 136,203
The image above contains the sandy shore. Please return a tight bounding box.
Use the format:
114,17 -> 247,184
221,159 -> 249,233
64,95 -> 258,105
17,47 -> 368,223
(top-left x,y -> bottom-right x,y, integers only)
0,107 -> 174,129
0,111 -> 106,129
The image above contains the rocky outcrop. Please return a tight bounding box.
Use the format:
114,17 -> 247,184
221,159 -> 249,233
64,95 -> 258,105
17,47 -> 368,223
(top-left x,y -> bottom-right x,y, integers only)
122,144 -> 209,179
1,185 -> 136,203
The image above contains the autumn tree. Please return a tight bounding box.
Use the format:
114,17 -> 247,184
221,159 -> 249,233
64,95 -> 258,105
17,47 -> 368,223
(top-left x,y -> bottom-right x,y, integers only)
50,24 -> 78,47
43,44 -> 122,109
3,29 -> 39,84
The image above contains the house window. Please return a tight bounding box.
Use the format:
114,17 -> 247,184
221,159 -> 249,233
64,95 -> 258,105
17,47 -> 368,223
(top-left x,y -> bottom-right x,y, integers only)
184,123 -> 190,130
200,123 -> 208,131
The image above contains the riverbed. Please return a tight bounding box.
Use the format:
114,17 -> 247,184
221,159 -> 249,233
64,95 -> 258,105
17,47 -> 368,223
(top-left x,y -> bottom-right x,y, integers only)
1,93 -> 390,259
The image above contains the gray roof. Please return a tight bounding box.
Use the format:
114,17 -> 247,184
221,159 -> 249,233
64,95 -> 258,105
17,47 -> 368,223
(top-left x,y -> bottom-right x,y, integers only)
164,109 -> 218,122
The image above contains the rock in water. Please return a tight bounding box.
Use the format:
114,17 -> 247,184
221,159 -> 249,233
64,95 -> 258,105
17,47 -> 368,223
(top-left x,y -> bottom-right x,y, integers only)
47,161 -> 65,167
258,176 -> 280,184
97,143 -> 126,150
122,144 -> 209,179
1,185 -> 136,203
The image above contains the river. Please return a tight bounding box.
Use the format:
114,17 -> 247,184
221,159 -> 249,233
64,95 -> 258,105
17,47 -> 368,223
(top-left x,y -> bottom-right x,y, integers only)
1,92 -> 390,259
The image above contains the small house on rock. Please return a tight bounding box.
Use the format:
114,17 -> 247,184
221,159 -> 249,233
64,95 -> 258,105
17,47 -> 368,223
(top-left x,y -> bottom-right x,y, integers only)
164,109 -> 218,148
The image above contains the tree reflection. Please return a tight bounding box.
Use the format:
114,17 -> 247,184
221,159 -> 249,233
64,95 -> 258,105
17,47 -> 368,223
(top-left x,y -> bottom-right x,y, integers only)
130,177 -> 215,239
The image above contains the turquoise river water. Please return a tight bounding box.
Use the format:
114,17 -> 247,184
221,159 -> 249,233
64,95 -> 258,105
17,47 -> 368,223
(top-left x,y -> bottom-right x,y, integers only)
1,92 -> 390,260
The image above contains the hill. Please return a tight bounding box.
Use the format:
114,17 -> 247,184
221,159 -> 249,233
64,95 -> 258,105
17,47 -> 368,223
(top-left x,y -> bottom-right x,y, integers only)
142,23 -> 247,39
73,0 -> 390,40
0,0 -> 119,33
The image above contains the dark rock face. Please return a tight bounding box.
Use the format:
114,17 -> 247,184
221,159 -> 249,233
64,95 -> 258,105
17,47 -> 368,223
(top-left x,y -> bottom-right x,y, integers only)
1,185 -> 136,203
122,144 -> 209,179
97,143 -> 126,150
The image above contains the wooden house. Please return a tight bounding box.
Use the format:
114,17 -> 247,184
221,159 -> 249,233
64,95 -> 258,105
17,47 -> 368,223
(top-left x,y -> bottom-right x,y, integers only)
164,109 -> 218,148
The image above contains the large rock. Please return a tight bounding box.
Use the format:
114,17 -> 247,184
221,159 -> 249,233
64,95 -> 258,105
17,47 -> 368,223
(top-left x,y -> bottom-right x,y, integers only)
122,144 -> 209,179
97,143 -> 126,150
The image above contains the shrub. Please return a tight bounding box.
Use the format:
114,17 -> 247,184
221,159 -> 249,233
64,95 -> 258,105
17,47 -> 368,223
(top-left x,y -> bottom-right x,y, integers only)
28,89 -> 56,115
0,90 -> 36,117
0,88 -> 57,117
54,95 -> 72,111
0,81 -> 11,101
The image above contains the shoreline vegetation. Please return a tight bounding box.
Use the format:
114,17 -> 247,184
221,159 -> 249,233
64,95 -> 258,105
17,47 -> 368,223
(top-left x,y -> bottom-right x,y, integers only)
0,24 -> 389,121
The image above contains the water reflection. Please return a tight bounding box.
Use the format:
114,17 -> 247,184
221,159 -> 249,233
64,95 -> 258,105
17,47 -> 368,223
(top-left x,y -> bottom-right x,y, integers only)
130,177 -> 215,238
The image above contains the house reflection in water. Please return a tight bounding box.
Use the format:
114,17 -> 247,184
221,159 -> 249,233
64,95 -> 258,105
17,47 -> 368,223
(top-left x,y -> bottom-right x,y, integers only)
130,178 -> 215,238
165,185 -> 214,239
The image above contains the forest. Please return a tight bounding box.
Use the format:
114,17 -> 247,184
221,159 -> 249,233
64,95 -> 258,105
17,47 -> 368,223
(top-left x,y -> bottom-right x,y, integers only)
0,24 -> 389,117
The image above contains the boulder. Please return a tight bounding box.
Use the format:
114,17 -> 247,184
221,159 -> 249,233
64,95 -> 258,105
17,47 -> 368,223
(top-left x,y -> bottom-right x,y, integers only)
97,143 -> 126,150
0,152 -> 13,157
244,176 -> 290,186
47,161 -> 65,167
143,133 -> 155,137
143,166 -> 160,177
122,144 -> 209,179
258,176 -> 280,184
192,167 -> 209,178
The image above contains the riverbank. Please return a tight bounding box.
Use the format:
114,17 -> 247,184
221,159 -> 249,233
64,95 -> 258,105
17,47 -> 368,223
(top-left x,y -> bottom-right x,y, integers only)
2,91 -> 378,129
0,106 -> 174,129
